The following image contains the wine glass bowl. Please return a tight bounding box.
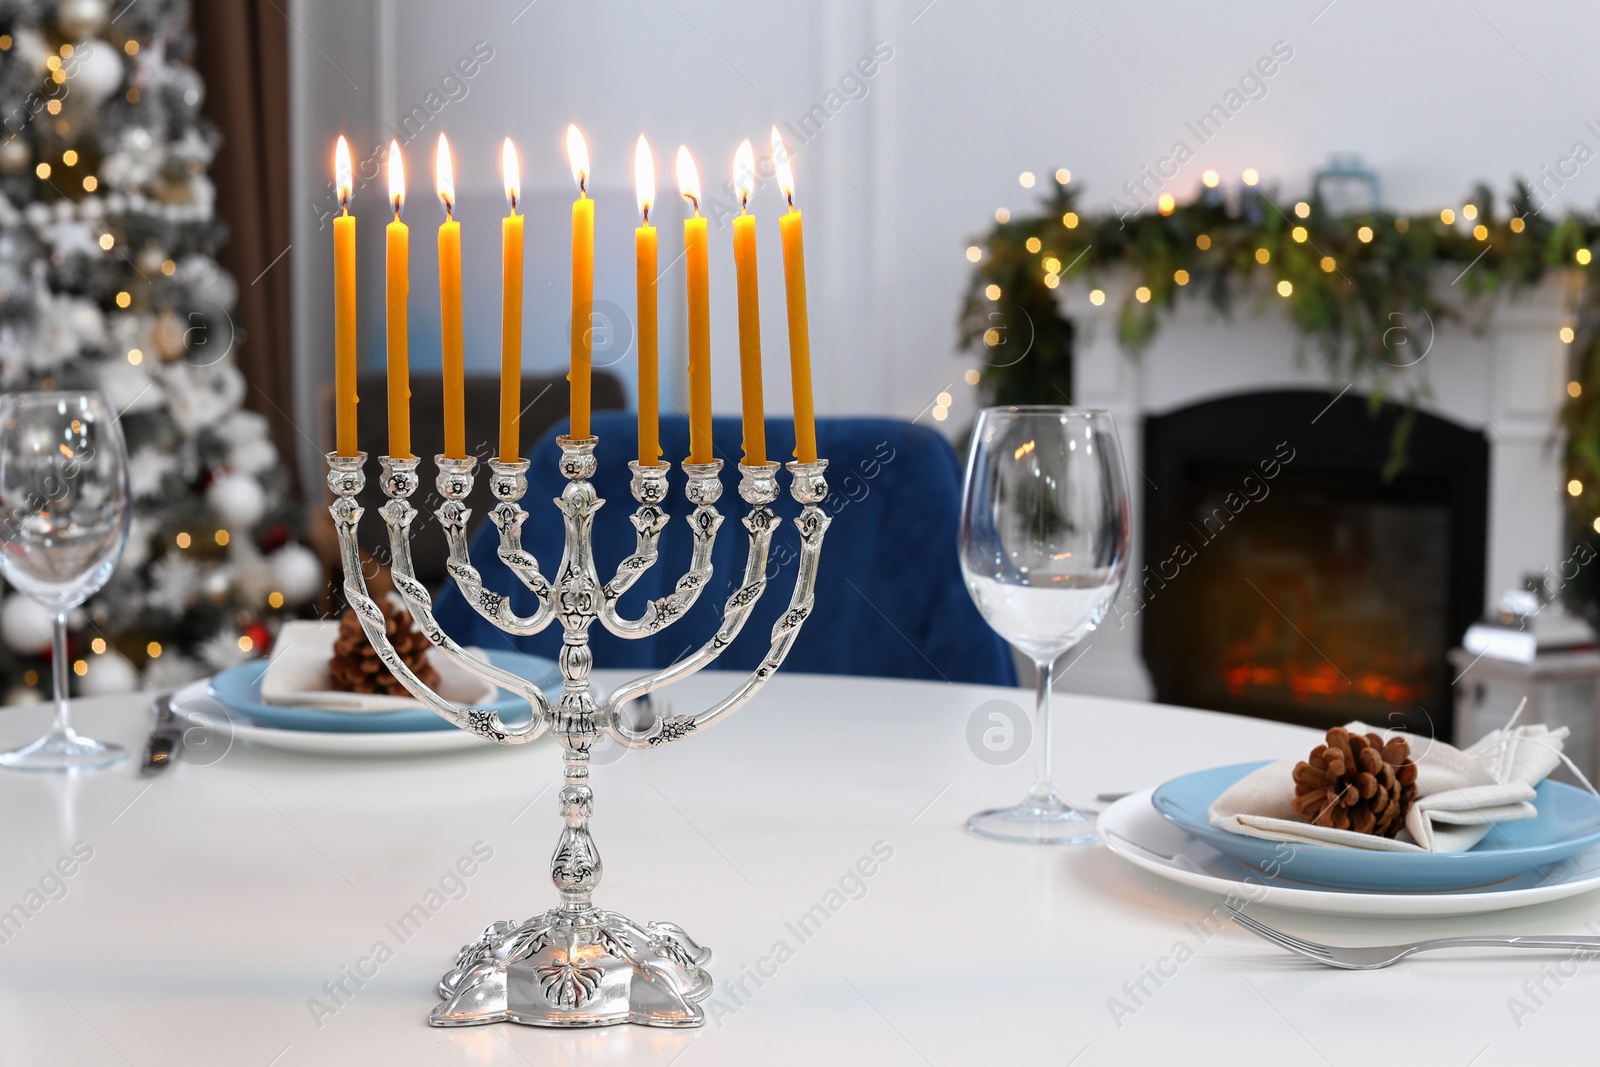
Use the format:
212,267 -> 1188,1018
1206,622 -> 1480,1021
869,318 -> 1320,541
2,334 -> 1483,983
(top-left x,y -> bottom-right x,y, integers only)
960,407 -> 1130,843
0,392 -> 131,771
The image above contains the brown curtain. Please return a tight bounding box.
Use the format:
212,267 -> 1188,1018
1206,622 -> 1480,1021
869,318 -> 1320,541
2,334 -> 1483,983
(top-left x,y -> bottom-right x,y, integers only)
192,2 -> 298,491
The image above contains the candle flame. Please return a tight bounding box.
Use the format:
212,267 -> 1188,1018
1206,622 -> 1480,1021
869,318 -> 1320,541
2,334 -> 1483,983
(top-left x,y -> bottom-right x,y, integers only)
676,146 -> 701,213
566,124 -> 589,196
733,139 -> 756,211
387,139 -> 405,215
770,126 -> 795,207
502,138 -> 520,213
435,133 -> 454,217
335,135 -> 352,210
634,135 -> 655,222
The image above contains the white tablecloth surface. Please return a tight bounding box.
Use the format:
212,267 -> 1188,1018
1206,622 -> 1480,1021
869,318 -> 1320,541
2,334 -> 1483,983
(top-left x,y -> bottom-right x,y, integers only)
1,670 -> 1595,1065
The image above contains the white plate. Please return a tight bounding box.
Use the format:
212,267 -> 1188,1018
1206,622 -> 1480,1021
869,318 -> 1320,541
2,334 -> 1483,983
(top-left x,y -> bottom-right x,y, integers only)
1098,789 -> 1600,917
171,680 -> 503,758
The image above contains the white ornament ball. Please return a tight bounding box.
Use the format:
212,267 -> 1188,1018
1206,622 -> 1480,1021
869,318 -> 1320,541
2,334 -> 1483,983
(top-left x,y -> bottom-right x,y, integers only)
205,472 -> 267,530
0,137 -> 31,175
78,651 -> 140,697
58,0 -> 111,38
65,37 -> 123,106
269,544 -> 323,607
1,595 -> 55,654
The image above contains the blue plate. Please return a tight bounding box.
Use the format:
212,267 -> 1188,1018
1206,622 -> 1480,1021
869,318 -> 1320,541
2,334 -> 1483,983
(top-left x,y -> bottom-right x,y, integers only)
206,649 -> 560,734
1152,761 -> 1600,891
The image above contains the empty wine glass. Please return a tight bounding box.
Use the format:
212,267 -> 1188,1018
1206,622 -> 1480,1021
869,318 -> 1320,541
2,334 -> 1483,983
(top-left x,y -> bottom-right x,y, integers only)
960,407 -> 1130,843
0,392 -> 131,771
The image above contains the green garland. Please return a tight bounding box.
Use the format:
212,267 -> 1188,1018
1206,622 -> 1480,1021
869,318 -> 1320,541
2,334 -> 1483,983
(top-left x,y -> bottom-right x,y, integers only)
960,177 -> 1600,617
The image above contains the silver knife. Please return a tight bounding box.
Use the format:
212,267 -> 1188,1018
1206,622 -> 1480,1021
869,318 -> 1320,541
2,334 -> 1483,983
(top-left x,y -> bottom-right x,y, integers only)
140,693 -> 184,775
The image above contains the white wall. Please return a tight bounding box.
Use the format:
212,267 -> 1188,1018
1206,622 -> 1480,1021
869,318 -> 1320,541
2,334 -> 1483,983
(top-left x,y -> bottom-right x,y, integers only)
287,0 -> 1600,674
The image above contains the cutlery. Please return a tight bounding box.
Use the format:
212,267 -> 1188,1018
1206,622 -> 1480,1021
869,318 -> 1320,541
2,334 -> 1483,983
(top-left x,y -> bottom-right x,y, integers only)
1226,904 -> 1600,969
140,693 -> 184,776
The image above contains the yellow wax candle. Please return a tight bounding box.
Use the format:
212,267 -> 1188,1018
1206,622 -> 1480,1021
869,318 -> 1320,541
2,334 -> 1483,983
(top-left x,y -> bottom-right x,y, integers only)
567,125 -> 593,440
678,147 -> 713,465
385,140 -> 412,459
772,128 -> 817,464
436,134 -> 464,459
731,139 -> 766,466
634,136 -> 662,467
499,139 -> 525,462
333,136 -> 358,457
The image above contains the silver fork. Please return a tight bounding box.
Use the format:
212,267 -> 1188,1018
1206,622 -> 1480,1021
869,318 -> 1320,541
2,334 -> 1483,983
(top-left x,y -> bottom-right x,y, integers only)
1227,905 -> 1600,970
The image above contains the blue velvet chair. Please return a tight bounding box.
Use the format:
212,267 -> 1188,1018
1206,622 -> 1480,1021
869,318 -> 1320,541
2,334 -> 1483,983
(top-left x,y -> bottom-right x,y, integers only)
431,412 -> 1017,687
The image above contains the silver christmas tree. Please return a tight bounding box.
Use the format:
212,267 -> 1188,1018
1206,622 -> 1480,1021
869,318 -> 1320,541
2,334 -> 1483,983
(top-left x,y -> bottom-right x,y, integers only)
0,0 -> 318,701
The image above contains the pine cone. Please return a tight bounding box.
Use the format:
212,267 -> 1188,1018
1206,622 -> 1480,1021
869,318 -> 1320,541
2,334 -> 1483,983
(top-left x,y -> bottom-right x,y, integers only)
327,601 -> 440,696
1290,727 -> 1418,837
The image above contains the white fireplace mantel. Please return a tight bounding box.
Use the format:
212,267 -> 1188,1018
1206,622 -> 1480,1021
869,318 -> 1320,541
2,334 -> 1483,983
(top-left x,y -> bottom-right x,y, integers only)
1057,275 -> 1576,702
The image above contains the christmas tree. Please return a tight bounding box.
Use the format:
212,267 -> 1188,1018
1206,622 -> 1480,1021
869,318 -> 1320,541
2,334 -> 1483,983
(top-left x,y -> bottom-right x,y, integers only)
0,0 -> 318,701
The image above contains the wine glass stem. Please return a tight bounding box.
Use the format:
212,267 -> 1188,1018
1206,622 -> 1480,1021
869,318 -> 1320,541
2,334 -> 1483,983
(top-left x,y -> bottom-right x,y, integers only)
50,610 -> 72,738
1031,654 -> 1055,797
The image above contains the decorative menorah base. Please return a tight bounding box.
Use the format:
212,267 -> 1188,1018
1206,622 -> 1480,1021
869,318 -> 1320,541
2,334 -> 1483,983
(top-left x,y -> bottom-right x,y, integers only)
326,433 -> 829,1031
433,909 -> 712,1028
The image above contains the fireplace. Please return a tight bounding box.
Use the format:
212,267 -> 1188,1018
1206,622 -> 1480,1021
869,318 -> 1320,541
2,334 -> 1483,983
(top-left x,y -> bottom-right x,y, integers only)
1138,390 -> 1489,739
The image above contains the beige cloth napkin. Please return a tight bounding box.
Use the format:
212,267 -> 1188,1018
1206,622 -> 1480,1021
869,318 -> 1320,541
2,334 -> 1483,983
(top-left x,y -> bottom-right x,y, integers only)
1207,721 -> 1569,853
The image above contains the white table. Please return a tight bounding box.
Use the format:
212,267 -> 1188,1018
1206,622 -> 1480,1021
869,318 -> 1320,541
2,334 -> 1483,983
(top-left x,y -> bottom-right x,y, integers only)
1,671 -> 1596,1064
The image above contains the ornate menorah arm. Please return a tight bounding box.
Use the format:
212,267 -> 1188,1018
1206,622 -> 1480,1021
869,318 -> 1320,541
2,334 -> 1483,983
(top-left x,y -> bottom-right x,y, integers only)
327,453 -> 548,745
606,459 -> 830,747
598,460 -> 725,638
438,456 -> 558,637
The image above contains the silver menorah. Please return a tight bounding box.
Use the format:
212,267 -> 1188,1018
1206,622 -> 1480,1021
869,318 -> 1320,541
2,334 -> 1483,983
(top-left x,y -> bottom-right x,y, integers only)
325,434 -> 829,1028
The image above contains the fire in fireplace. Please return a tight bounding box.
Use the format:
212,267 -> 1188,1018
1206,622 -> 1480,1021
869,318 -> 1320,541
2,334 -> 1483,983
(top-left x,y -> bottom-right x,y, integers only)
1139,390 -> 1488,739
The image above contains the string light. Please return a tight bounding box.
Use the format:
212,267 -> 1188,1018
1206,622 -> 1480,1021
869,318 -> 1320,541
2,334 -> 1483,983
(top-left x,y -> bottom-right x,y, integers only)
238,635 -> 254,652
147,641 -> 162,658
268,591 -> 286,609
91,637 -> 106,654
82,176 -> 97,191
1196,234 -> 1211,250
1439,209 -> 1456,224
1593,517 -> 1600,534
1043,256 -> 1061,273
127,348 -> 142,365
1561,326 -> 1576,343
1578,248 -> 1593,266
1089,289 -> 1106,305
1569,479 -> 1584,497
1043,273 -> 1060,289
175,532 -> 191,549
1055,168 -> 1071,184
1358,226 -> 1373,243
1294,201 -> 1310,218
983,328 -> 1001,347
35,162 -> 50,179
1255,248 -> 1271,264
1157,194 -> 1175,215
984,284 -> 1001,301
1473,225 -> 1489,241
1135,286 -> 1152,303
1570,381 -> 1583,398
1202,170 -> 1220,188
215,530 -> 230,546
98,234 -> 114,250
1462,204 -> 1478,220
1062,212 -> 1079,229
1025,236 -> 1042,253
73,660 -> 87,676
62,149 -> 77,166
115,291 -> 131,308
1019,171 -> 1035,188
994,208 -> 1010,223
1509,217 -> 1526,233
964,369 -> 981,385
1277,280 -> 1293,297
965,246 -> 981,262
1173,269 -> 1190,286
1292,226 -> 1307,243
1320,256 -> 1336,272
1242,168 -> 1260,186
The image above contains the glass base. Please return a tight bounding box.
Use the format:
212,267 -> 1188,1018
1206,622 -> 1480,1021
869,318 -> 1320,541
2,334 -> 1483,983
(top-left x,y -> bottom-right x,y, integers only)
967,787 -> 1097,845
0,726 -> 127,772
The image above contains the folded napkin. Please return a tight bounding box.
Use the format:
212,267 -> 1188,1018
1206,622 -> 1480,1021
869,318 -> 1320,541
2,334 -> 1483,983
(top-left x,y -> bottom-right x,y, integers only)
260,620 -> 497,712
1208,720 -> 1569,853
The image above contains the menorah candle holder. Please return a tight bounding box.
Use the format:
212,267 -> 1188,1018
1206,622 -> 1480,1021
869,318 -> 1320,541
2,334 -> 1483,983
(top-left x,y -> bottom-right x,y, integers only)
326,434 -> 830,1028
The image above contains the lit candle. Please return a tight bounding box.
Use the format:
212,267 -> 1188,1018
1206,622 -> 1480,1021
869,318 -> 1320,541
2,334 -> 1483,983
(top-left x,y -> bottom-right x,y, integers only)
771,127 -> 817,465
385,140 -> 411,459
635,135 -> 662,467
677,147 -> 713,465
436,133 -> 464,459
731,139 -> 766,466
567,124 -> 594,440
499,139 -> 524,461
333,136 -> 358,457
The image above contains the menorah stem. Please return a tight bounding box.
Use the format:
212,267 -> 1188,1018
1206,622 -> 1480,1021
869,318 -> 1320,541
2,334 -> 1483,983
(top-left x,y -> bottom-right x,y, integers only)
553,745 -> 600,914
